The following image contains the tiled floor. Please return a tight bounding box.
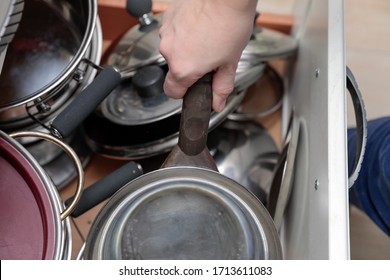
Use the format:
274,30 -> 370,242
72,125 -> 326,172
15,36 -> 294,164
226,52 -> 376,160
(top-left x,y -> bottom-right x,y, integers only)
61,0 -> 390,260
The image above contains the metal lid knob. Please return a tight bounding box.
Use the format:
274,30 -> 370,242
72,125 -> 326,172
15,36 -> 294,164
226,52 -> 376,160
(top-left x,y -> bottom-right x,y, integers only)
126,0 -> 158,32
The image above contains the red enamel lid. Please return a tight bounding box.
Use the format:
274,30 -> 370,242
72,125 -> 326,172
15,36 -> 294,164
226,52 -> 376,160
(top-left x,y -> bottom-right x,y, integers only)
0,134 -> 57,259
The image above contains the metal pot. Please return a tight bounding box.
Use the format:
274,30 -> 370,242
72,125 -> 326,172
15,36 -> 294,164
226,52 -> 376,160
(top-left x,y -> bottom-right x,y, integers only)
0,0 -> 102,188
0,0 -> 99,130
0,130 -> 84,259
82,74 -> 282,259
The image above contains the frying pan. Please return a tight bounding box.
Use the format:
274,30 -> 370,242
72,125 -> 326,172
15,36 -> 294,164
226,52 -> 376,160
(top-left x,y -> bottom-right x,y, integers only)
82,74 -> 282,259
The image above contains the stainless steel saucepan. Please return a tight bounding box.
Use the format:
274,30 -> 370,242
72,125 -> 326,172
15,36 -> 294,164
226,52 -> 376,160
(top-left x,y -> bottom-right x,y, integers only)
82,74 -> 283,260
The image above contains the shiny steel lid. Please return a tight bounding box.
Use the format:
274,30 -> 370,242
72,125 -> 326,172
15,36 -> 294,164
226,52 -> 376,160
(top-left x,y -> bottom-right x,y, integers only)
107,13 -> 297,76
106,13 -> 164,78
84,167 -> 282,260
99,62 -> 259,126
101,65 -> 182,125
103,8 -> 291,126
102,22 -> 296,125
241,27 -> 298,62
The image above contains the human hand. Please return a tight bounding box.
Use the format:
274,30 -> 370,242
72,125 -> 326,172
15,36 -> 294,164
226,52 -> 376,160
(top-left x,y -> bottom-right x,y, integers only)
159,0 -> 258,112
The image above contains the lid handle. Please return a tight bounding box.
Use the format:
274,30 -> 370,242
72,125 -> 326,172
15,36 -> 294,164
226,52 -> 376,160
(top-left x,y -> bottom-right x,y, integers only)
127,0 -> 158,32
132,65 -> 164,98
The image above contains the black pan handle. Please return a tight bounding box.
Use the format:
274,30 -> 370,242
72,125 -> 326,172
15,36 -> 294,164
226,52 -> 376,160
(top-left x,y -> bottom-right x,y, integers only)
50,67 -> 122,139
65,160 -> 143,217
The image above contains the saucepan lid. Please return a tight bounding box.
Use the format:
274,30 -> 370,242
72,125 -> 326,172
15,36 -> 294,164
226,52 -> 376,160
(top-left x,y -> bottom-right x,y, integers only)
99,63 -> 262,127
241,27 -> 298,62
101,65 -> 182,126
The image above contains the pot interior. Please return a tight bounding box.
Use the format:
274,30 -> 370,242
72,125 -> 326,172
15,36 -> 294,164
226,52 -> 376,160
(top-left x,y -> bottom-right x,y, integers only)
119,187 -> 253,260
85,168 -> 282,260
0,0 -> 91,109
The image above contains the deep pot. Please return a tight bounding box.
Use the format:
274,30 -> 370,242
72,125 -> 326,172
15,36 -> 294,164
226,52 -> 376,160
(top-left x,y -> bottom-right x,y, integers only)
0,0 -> 98,130
0,130 -> 84,259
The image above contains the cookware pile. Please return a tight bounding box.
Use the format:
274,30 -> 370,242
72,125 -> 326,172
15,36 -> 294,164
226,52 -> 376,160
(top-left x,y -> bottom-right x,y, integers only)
0,0 -> 299,260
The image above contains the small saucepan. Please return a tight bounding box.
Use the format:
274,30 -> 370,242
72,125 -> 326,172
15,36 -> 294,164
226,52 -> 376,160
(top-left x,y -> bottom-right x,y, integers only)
82,74 -> 282,260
